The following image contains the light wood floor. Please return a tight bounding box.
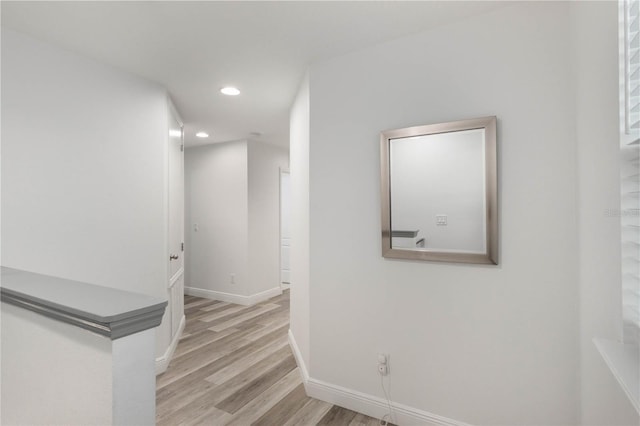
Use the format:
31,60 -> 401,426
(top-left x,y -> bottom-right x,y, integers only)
156,290 -> 384,426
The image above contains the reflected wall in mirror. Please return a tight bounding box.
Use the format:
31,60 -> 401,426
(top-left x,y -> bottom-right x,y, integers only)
380,116 -> 498,264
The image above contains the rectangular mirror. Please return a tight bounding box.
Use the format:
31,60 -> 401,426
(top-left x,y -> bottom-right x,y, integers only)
380,116 -> 498,264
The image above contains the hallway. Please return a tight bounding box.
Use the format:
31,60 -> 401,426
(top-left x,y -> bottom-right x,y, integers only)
156,291 -> 383,425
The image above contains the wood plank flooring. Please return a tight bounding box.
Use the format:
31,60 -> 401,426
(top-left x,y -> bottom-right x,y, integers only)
156,290 -> 384,426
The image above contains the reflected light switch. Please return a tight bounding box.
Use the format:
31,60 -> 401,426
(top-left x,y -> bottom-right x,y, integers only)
436,215 -> 447,226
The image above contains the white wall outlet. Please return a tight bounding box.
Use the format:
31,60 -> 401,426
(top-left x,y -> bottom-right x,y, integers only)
230,273 -> 236,284
436,214 -> 448,226
377,353 -> 389,376
193,223 -> 199,232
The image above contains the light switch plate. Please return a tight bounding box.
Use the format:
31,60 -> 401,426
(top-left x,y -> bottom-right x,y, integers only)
436,215 -> 447,226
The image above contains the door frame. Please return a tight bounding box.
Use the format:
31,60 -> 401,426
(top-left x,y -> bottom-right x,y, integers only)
167,99 -> 185,287
279,167 -> 291,289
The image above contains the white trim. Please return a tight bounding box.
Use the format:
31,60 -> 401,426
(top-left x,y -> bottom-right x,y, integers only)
169,267 -> 184,288
155,314 -> 185,375
287,329 -> 467,426
279,168 -> 291,289
305,379 -> 471,426
288,329 -> 309,384
594,338 -> 640,414
184,286 -> 282,306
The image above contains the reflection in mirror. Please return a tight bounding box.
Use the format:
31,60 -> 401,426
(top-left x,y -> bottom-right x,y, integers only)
390,129 -> 486,253
380,116 -> 497,264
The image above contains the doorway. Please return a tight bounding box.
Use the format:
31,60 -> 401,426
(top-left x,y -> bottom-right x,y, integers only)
280,169 -> 291,288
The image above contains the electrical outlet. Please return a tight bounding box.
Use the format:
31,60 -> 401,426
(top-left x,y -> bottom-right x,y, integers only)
377,353 -> 389,376
230,273 -> 236,284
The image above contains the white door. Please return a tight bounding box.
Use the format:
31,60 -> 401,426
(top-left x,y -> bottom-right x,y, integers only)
168,108 -> 184,336
280,170 -> 291,286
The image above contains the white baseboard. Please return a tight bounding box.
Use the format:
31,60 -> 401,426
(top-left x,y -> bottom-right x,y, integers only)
155,314 -> 185,375
305,378 -> 471,426
184,286 -> 282,306
287,330 -> 469,426
288,329 -> 310,384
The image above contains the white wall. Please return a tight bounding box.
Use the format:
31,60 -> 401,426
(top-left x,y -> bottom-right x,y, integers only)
112,328 -> 156,425
184,140 -> 287,301
2,302 -> 157,425
248,140 -> 290,296
1,303 -> 113,425
289,73 -> 311,371
294,3 -> 583,424
185,141 -> 249,295
573,2 -> 640,424
1,29 -> 172,359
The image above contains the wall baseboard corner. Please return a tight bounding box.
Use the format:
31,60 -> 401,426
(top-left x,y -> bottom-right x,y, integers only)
288,329 -> 310,385
155,314 -> 185,375
184,286 -> 282,306
287,329 -> 470,426
248,286 -> 283,305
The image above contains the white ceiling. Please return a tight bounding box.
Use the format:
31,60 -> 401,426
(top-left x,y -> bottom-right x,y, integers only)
1,1 -> 509,148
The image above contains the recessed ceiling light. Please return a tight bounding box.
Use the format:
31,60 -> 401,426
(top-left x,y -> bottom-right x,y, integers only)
220,87 -> 240,96
196,132 -> 209,138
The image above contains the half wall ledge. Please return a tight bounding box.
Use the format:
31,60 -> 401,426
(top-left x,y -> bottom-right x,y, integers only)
0,266 -> 167,339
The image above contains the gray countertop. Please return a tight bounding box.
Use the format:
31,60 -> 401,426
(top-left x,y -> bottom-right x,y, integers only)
1,267 -> 167,339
